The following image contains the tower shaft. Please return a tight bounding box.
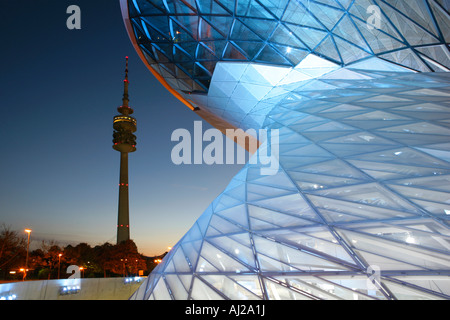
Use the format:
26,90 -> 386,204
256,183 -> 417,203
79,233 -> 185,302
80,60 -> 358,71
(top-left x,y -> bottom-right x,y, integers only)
117,152 -> 130,244
113,56 -> 136,244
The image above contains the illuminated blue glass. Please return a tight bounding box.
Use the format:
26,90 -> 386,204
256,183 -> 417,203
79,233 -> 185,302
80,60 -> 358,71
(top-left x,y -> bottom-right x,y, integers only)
122,0 -> 450,300
127,0 -> 450,93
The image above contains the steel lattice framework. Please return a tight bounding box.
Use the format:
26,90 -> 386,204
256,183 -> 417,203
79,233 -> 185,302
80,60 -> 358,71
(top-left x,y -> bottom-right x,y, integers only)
120,0 -> 450,300
125,0 -> 449,94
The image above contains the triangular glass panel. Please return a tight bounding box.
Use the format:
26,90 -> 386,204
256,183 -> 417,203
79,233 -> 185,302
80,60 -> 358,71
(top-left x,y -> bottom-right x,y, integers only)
151,45 -> 172,63
388,0 -> 440,38
164,246 -> 192,272
286,24 -> 328,50
351,17 -> 406,55
135,0 -> 165,14
141,16 -> 172,39
333,14 -> 372,52
376,121 -> 450,136
314,35 -> 342,64
379,49 -> 432,72
255,44 -> 291,65
154,42 -> 175,60
248,204 -> 317,229
193,62 -> 211,77
264,278 -> 314,300
246,182 -> 294,201
142,0 -> 167,13
202,275 -> 263,299
190,277 -> 225,299
164,275 -> 189,299
382,278 -> 448,300
207,234 -> 257,268
415,45 -> 450,69
429,0 -> 450,42
240,17 -> 278,39
171,15 -> 199,40
269,23 -> 308,49
378,1 -> 440,47
257,0 -> 289,19
334,37 -> 371,64
344,221 -> 450,253
338,228 -> 450,270
202,40 -> 228,59
307,1 -> 344,30
293,158 -> 371,179
231,19 -> 261,41
140,18 -> 171,42
288,170 -> 365,191
233,41 -> 264,60
388,275 -> 450,298
199,18 -> 226,40
318,275 -> 386,300
275,45 -> 309,66
215,204 -> 249,228
274,275 -> 374,300
251,193 -> 321,222
236,0 -> 275,18
151,278 -> 173,299
223,41 -> 248,60
254,235 -> 350,271
207,214 -> 245,236
308,182 -> 423,213
197,0 -> 231,14
308,194 -> 420,220
199,241 -> 253,272
202,15 -> 234,37
249,168 -> 297,190
228,275 -> 265,299
261,227 -> 358,265
282,0 -> 324,29
165,0 -> 197,14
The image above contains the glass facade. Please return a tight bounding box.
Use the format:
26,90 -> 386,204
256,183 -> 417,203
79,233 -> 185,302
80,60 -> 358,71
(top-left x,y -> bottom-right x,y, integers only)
126,0 -> 449,95
121,0 -> 450,300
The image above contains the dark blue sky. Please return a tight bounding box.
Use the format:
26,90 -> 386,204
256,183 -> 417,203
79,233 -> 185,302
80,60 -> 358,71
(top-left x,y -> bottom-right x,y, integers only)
0,0 -> 244,255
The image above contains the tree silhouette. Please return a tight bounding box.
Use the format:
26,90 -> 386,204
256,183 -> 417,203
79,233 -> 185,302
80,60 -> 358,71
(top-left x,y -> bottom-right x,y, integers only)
0,224 -> 155,280
0,224 -> 26,277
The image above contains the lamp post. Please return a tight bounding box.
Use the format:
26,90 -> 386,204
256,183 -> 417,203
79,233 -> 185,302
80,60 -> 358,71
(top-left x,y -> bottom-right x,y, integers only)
58,253 -> 62,279
20,268 -> 26,281
24,229 -> 31,280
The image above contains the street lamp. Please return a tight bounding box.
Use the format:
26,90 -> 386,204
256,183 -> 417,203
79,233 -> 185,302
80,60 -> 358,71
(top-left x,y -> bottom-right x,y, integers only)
58,253 -> 62,279
24,229 -> 31,280
121,258 -> 128,277
20,268 -> 28,281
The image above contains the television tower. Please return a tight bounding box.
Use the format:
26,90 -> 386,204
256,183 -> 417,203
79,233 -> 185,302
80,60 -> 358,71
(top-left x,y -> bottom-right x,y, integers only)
113,56 -> 137,244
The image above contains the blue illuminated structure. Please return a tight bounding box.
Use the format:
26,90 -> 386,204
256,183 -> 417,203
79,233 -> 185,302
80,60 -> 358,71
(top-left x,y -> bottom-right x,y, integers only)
121,0 -> 450,300
122,0 -> 449,94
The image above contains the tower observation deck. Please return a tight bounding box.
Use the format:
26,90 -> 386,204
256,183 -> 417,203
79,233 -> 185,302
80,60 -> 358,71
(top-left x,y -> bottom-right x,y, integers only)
113,56 -> 137,244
